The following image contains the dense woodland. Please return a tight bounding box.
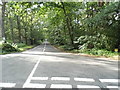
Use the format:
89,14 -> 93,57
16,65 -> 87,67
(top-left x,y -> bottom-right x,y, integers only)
1,1 -> 120,55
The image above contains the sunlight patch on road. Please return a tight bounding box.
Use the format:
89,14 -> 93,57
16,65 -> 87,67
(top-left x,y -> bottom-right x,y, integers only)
44,52 -> 71,55
95,58 -> 117,61
108,67 -> 118,71
40,56 -> 66,62
22,51 -> 44,55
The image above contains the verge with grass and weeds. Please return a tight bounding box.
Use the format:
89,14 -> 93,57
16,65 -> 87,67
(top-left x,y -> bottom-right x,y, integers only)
54,45 -> 119,60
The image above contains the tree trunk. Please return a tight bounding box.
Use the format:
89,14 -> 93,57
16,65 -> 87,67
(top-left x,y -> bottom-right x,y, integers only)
60,1 -> 74,46
30,14 -> 34,45
24,13 -> 27,44
16,15 -> 21,43
1,2 -> 6,42
98,0 -> 105,7
9,17 -> 14,43
63,25 -> 67,43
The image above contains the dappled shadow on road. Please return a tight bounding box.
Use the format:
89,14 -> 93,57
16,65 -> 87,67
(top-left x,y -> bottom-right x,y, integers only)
1,49 -> 117,69
18,52 -> 88,61
19,51 -> 118,64
12,51 -> 117,71
1,43 -> 118,68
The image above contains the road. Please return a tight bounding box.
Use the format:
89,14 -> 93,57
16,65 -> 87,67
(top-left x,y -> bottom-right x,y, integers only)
0,42 -> 119,90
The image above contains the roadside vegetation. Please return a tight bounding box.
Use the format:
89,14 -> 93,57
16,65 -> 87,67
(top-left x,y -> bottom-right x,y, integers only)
56,45 -> 119,59
0,42 -> 34,54
0,2 -> 119,58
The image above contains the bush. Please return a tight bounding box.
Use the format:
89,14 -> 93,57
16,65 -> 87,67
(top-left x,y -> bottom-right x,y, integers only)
60,45 -> 74,51
37,40 -> 42,45
78,48 -> 118,57
2,43 -> 18,52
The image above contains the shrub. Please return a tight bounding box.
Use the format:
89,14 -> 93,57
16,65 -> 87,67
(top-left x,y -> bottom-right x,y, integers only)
60,45 -> 74,51
37,40 -> 43,45
2,43 -> 18,52
79,48 -> 118,57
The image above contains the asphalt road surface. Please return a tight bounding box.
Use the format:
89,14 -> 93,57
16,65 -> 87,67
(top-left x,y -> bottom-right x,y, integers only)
0,42 -> 119,90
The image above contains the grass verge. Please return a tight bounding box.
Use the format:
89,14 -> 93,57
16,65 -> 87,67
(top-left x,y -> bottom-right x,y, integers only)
54,45 -> 119,60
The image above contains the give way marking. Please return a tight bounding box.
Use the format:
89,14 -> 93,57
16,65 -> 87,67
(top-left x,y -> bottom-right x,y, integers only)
23,43 -> 46,88
0,83 -> 16,88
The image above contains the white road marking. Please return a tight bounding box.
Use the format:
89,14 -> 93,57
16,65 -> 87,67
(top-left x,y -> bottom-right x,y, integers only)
23,43 -> 46,88
51,77 -> 70,81
107,86 -> 118,88
50,84 -> 72,88
74,78 -> 95,82
22,59 -> 41,88
23,83 -> 46,88
31,77 -> 48,80
22,43 -> 118,89
77,85 -> 100,88
99,79 -> 119,83
43,43 -> 46,52
0,83 -> 16,88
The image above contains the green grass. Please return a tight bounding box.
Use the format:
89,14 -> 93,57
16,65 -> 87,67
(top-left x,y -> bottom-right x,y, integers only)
18,45 -> 34,51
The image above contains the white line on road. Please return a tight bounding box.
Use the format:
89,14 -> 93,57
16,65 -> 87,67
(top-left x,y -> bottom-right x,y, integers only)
23,83 -> 46,88
77,85 -> 100,88
74,78 -> 95,82
51,77 -> 70,81
31,77 -> 48,80
107,86 -> 118,88
22,59 -> 41,88
0,83 -> 16,88
43,43 -> 46,52
50,84 -> 72,88
99,79 -> 119,83
23,43 -> 46,88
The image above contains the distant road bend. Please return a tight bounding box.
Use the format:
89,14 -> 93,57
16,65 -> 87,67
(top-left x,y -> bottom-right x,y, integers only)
0,42 -> 119,89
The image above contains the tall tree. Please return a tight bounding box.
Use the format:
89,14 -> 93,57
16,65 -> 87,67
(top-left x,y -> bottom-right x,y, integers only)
60,1 -> 74,46
1,1 -> 6,41
16,15 -> 22,43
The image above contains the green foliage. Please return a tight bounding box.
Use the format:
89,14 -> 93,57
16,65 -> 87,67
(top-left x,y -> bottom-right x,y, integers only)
16,43 -> 26,48
59,45 -> 74,51
83,2 -> 120,51
37,40 -> 43,45
2,43 -> 18,53
1,42 -> 34,54
3,2 -> 120,56
78,49 -> 118,57
18,45 -> 33,51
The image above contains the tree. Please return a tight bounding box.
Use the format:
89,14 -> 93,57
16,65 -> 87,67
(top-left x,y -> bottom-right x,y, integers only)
1,2 -> 6,41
